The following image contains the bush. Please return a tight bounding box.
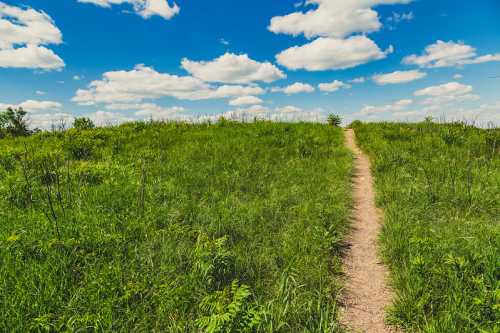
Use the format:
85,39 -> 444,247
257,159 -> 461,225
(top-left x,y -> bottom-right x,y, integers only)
0,107 -> 30,137
327,114 -> 342,127
73,117 -> 95,131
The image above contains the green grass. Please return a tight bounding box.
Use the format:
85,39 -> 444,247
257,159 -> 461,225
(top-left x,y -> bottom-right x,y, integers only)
0,121 -> 352,332
351,121 -> 500,332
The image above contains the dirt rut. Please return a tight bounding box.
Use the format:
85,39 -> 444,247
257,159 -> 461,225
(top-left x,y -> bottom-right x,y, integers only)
340,129 -> 396,333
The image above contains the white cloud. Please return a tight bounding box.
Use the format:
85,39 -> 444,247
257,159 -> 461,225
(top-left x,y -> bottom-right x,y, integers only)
276,105 -> 302,114
27,113 -> 74,129
0,3 -> 64,70
270,1 -> 410,72
318,80 -> 351,92
0,99 -> 63,112
228,96 -> 263,106
209,85 -> 265,99
100,103 -> 189,122
414,82 -> 480,106
36,90 -> 45,95
465,54 -> 500,65
0,45 -> 64,70
181,53 -> 285,84
72,65 -> 265,107
421,94 -> 480,107
272,82 -> 315,94
399,102 -> 500,127
87,110 -> 134,126
414,82 -> 472,97
349,77 -> 366,84
268,0 -> 412,39
372,70 -> 426,85
403,40 -> 500,68
276,36 -> 392,71
73,75 -> 82,81
207,105 -> 327,123
454,102 -> 500,126
0,2 -> 62,48
77,0 -> 180,20
453,74 -> 463,80
360,99 -> 413,115
134,105 -> 184,120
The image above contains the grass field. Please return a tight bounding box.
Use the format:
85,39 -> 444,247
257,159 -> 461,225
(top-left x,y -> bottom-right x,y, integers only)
0,121 -> 352,332
351,121 -> 500,332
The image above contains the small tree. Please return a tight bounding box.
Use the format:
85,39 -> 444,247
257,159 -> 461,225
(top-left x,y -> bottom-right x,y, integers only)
0,111 -> 7,138
1,107 -> 30,136
0,111 -> 8,128
327,114 -> 342,127
73,117 -> 95,130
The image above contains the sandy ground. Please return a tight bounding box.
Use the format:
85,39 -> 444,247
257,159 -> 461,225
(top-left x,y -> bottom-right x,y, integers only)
340,129 -> 397,333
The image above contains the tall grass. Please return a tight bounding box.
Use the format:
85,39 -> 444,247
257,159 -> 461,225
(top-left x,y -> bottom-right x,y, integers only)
0,121 -> 352,332
351,121 -> 499,332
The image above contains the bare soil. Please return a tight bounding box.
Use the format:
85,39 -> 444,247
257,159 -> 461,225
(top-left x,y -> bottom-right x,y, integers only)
340,129 -> 397,333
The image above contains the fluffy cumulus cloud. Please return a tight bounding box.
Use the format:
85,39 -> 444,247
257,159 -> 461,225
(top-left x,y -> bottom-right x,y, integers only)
372,70 -> 427,85
27,113 -> 74,129
206,105 -> 327,123
414,82 -> 480,106
270,0 -> 411,72
0,2 -> 64,69
0,99 -> 63,112
360,99 -> 413,115
318,80 -> 351,92
351,99 -> 500,126
414,82 -> 472,97
87,110 -> 134,126
77,0 -> 180,20
276,36 -> 393,71
228,96 -> 263,106
272,82 -> 315,94
105,102 -> 184,118
454,103 -> 500,126
72,64 -> 265,106
181,53 -> 285,84
269,0 -> 412,39
0,98 -> 68,129
403,40 -> 500,68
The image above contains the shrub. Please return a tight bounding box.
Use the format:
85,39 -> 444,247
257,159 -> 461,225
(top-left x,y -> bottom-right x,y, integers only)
0,107 -> 30,137
327,114 -> 342,127
73,117 -> 95,131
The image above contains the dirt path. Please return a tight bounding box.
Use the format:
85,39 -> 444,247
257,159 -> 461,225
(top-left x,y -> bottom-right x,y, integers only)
340,129 -> 396,333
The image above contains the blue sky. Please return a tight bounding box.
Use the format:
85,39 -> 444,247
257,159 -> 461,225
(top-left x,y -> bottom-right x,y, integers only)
1,0 -> 499,127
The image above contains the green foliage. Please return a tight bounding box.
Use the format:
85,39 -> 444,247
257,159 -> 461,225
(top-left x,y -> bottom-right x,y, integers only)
351,121 -> 500,332
327,114 -> 342,127
193,234 -> 235,290
196,280 -> 263,333
0,107 -> 30,137
73,117 -> 95,131
0,121 -> 352,332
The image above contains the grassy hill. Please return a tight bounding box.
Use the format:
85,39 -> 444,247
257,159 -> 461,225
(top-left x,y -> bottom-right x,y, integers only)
0,121 -> 352,332
351,121 -> 500,332
1,119 -> 498,332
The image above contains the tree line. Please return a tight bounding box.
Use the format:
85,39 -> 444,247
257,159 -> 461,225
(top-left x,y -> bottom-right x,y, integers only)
1,106 -> 343,138
0,107 -> 95,138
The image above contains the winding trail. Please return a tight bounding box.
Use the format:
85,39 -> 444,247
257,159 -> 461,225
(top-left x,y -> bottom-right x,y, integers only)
340,129 -> 396,333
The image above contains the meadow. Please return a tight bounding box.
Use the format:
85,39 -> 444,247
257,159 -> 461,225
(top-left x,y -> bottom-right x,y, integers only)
351,121 -> 500,332
0,121 -> 352,332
